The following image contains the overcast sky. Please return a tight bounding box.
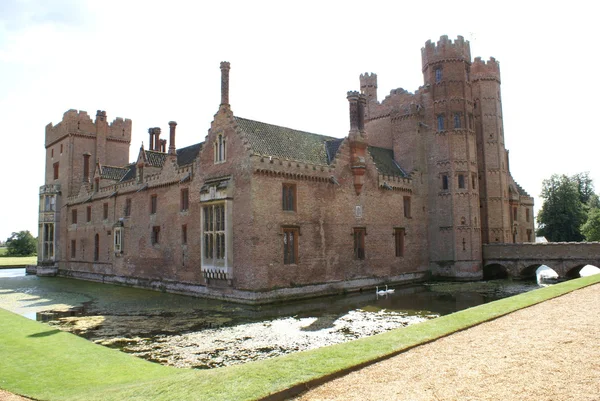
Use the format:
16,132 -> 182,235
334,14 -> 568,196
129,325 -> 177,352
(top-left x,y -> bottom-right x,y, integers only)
0,0 -> 597,241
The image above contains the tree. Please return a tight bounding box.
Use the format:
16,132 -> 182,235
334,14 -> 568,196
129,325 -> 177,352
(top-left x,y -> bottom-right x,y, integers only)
6,231 -> 37,256
536,174 -> 587,242
581,208 -> 600,241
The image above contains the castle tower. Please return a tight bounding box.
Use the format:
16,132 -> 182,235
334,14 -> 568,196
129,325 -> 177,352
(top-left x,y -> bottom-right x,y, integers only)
471,57 -> 511,243
421,35 -> 482,278
39,110 -> 132,267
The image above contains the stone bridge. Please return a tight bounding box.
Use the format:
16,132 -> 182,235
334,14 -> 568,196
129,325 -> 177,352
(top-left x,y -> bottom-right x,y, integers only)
482,242 -> 600,279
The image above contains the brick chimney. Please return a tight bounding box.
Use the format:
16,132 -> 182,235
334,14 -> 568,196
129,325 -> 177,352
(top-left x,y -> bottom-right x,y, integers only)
220,61 -> 231,106
153,127 -> 161,151
148,128 -> 154,151
168,121 -> 177,155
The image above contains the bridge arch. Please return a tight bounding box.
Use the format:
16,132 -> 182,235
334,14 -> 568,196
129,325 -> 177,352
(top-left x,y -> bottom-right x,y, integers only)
483,263 -> 509,280
565,264 -> 600,279
519,264 -> 548,279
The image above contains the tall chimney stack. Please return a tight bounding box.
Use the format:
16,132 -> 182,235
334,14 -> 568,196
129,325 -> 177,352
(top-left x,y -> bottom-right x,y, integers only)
220,61 -> 231,106
168,121 -> 177,155
148,128 -> 154,151
153,127 -> 161,151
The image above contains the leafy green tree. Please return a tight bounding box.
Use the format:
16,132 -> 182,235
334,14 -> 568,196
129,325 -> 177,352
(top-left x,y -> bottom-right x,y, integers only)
6,231 -> 37,256
581,208 -> 600,241
537,174 -> 587,242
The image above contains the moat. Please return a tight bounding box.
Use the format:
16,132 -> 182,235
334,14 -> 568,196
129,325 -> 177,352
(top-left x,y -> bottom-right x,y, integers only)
0,269 -> 539,369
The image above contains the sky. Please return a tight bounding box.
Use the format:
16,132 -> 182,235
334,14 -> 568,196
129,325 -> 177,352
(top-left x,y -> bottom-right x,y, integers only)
0,0 -> 598,241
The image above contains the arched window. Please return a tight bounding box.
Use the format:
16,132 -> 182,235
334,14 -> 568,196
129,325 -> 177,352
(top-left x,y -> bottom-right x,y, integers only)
437,114 -> 445,131
214,134 -> 226,163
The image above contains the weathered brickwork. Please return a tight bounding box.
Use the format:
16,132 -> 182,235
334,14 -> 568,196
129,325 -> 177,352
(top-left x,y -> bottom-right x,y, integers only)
36,36 -> 534,303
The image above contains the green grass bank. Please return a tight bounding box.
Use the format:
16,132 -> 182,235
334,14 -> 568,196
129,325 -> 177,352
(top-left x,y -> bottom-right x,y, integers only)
0,248 -> 36,267
1,275 -> 599,401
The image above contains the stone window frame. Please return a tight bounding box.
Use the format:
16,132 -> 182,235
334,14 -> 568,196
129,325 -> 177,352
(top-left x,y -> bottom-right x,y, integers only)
41,223 -> 55,261
103,203 -> 109,220
83,154 -> 91,182
71,209 -> 78,225
394,227 -> 405,257
203,203 -> 226,261
282,183 -> 297,212
53,162 -> 59,180
86,206 -> 92,222
214,133 -> 226,163
114,227 -> 123,254
70,239 -> 76,259
42,195 -> 56,212
353,227 -> 366,260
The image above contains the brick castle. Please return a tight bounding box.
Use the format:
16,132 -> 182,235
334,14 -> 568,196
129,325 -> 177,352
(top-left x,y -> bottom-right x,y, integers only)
36,35 -> 534,303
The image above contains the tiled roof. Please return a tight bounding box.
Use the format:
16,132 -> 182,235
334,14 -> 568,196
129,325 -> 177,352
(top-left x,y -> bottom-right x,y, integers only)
367,146 -> 406,177
325,138 -> 344,164
145,150 -> 167,167
235,117 -> 336,165
100,166 -> 129,181
120,163 -> 136,182
177,143 -> 203,166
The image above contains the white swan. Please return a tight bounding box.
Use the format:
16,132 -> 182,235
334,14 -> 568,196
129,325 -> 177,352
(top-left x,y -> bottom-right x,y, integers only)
376,286 -> 387,295
385,285 -> 395,294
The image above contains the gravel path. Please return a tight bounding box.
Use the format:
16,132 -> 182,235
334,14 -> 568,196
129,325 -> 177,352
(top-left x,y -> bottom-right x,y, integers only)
295,284 -> 600,401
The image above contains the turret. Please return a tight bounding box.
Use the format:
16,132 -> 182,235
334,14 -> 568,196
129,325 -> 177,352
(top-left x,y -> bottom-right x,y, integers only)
359,72 -> 378,103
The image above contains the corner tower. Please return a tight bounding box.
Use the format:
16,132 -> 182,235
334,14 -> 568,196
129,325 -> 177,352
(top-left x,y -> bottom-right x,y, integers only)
470,57 -> 511,243
421,35 -> 482,279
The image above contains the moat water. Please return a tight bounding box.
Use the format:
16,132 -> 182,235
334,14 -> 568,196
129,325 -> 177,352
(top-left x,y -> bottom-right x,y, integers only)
0,268 -> 539,369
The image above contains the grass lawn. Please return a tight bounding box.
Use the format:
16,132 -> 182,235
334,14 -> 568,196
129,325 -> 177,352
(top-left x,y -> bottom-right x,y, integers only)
1,274 -> 599,401
0,255 -> 37,267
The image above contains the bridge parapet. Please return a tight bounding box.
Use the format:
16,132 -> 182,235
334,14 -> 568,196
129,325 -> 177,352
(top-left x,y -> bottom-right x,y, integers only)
483,242 -> 600,278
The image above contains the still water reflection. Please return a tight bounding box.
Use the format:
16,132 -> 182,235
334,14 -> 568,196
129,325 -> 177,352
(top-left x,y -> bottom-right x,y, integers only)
0,268 -> 539,369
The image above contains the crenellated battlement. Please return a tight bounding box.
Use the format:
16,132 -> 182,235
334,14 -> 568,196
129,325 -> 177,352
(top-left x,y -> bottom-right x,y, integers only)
359,72 -> 378,103
471,57 -> 501,82
421,35 -> 471,71
45,109 -> 131,147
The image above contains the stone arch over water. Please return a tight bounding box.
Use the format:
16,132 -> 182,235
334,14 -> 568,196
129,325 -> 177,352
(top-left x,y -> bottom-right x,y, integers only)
483,263 -> 509,280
